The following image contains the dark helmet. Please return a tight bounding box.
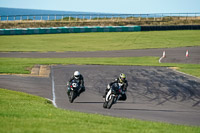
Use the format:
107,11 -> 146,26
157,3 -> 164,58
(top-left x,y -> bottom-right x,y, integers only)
119,73 -> 126,83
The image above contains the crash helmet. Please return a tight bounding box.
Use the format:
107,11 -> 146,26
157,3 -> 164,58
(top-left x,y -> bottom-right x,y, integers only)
119,73 -> 126,83
74,71 -> 80,79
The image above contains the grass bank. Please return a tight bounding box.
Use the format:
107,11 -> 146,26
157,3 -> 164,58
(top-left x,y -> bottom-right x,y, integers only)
0,57 -> 200,77
0,88 -> 199,133
0,30 -> 200,52
1,18 -> 200,29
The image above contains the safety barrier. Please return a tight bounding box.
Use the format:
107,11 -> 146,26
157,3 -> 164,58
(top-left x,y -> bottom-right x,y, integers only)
0,26 -> 141,35
1,13 -> 200,21
141,25 -> 200,31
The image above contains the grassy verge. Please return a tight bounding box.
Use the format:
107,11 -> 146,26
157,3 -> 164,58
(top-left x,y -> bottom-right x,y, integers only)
1,19 -> 200,29
0,30 -> 200,132
0,88 -> 199,133
0,30 -> 200,52
0,57 -> 200,77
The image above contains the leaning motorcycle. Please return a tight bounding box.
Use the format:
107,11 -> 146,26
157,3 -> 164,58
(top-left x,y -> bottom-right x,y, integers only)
103,83 -> 122,109
67,79 -> 80,103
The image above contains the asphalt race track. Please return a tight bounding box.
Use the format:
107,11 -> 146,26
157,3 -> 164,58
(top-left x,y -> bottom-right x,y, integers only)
0,47 -> 200,126
0,47 -> 200,64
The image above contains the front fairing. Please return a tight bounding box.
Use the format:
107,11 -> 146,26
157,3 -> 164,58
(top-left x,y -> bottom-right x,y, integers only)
70,80 -> 80,91
106,89 -> 121,102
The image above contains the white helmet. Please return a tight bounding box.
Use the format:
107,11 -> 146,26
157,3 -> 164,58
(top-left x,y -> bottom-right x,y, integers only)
74,71 -> 80,79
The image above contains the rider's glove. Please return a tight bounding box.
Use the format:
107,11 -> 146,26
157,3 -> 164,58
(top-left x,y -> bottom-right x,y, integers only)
121,91 -> 125,94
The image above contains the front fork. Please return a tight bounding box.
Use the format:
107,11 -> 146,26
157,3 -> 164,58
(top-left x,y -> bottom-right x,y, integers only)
105,90 -> 121,103
105,89 -> 112,102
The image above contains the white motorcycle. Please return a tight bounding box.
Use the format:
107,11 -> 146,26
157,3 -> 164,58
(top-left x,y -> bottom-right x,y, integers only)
103,83 -> 123,109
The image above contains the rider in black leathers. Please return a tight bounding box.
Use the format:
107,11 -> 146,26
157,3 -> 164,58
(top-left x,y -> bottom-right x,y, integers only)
103,73 -> 128,100
67,71 -> 85,96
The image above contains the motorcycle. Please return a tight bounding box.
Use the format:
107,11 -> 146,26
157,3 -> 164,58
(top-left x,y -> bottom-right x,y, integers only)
67,79 -> 80,103
103,83 -> 122,109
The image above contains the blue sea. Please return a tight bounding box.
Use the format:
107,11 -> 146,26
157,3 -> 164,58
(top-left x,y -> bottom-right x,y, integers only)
1,7 -> 154,21
0,7 -> 95,16
0,7 -> 103,21
0,7 -> 194,21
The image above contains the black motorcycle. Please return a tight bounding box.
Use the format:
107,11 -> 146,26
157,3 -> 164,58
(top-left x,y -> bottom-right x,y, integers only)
67,79 -> 80,103
103,83 -> 122,109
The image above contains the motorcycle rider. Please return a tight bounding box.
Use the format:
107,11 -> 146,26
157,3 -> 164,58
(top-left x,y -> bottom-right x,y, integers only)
67,71 -> 85,96
103,73 -> 128,100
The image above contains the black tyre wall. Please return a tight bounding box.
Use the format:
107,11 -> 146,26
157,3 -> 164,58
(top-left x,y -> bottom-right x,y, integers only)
141,25 -> 200,31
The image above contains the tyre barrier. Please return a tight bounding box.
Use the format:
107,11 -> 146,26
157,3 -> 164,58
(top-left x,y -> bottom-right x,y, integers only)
141,25 -> 200,31
0,26 -> 141,35
1,25 -> 199,35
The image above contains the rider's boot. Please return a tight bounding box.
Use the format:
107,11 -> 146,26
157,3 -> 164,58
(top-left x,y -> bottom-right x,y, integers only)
78,87 -> 85,96
80,86 -> 85,93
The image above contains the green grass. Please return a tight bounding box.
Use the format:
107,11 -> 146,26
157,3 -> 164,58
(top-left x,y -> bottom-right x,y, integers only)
0,88 -> 199,133
0,57 -> 200,77
0,30 -> 200,52
0,30 -> 200,132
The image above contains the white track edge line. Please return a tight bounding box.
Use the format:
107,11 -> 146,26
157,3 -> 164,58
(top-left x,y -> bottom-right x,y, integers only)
51,66 -> 57,108
171,68 -> 200,80
159,56 -> 164,63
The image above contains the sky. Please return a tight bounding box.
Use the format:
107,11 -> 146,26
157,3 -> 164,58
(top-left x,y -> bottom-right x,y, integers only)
0,0 -> 200,14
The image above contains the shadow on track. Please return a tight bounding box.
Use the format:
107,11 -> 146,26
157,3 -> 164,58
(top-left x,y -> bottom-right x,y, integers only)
128,68 -> 200,107
75,102 -> 103,104
113,108 -> 195,113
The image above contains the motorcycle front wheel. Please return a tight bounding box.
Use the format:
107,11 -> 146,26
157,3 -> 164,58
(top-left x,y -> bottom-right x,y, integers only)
107,96 -> 114,109
103,101 -> 108,108
69,91 -> 75,103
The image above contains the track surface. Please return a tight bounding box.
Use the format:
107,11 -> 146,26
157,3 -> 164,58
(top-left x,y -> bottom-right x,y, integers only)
0,47 -> 200,126
1,46 -> 200,64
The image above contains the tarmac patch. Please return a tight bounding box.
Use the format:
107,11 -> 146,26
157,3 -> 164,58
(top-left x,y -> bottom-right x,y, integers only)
30,65 -> 50,77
